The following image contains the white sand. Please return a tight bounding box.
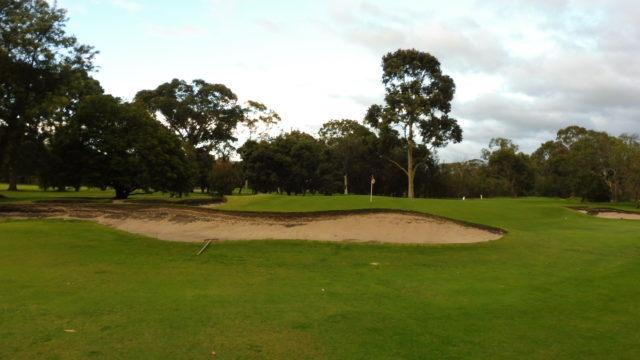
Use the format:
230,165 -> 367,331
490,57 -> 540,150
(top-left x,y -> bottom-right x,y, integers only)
91,212 -> 502,244
579,209 -> 640,220
0,204 -> 503,244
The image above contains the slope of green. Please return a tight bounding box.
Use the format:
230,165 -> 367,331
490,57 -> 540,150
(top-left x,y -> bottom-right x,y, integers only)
1,194 -> 639,359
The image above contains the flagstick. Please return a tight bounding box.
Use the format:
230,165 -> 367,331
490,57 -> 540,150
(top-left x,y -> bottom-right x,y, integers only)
370,175 -> 374,203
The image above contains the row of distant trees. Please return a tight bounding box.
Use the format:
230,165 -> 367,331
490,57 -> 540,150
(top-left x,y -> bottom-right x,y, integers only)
236,123 -> 640,205
2,1 -> 639,205
433,126 -> 640,204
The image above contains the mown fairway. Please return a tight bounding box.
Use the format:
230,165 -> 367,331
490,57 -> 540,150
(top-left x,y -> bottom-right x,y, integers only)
1,193 -> 640,359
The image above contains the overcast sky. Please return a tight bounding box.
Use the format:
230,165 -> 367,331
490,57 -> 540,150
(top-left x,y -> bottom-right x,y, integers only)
56,0 -> 639,161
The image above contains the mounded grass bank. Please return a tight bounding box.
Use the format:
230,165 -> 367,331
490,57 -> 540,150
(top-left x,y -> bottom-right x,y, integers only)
1,194 -> 640,359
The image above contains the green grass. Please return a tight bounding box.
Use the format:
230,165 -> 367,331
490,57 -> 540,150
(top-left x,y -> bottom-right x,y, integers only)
0,183 -> 213,203
1,192 -> 640,359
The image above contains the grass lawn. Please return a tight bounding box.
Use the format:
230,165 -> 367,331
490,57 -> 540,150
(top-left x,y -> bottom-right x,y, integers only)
1,192 -> 640,359
0,183 -> 214,203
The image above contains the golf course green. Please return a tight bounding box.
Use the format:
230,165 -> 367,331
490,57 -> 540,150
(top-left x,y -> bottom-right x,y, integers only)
1,189 -> 639,359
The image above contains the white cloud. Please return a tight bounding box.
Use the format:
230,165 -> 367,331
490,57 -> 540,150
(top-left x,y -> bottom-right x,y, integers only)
209,0 -> 243,17
69,0 -> 640,162
111,0 -> 142,11
255,18 -> 280,33
146,24 -> 205,39
322,0 -> 640,159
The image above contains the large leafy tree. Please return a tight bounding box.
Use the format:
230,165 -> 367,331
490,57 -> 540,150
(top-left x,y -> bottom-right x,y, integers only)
239,131 -> 338,195
135,79 -> 244,191
0,0 -> 96,190
55,95 -> 194,199
134,79 -> 244,154
365,49 -> 462,198
318,119 -> 378,194
565,129 -> 622,202
135,79 -> 279,192
531,140 -> 572,197
208,160 -> 241,196
482,138 -> 534,197
242,100 -> 281,140
618,134 -> 640,207
237,139 -> 280,194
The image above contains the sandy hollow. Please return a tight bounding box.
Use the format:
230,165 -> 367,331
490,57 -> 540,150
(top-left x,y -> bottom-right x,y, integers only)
0,204 -> 504,244
578,209 -> 640,220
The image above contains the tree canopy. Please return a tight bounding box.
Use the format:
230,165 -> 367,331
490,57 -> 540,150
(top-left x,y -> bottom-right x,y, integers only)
319,119 -> 378,194
0,0 -> 97,190
482,138 -> 534,197
365,49 -> 462,198
239,131 -> 339,195
134,79 -> 244,154
52,95 -> 194,199
134,79 -> 280,192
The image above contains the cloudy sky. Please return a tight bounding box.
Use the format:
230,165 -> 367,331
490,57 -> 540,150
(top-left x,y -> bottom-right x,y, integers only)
57,0 -> 639,161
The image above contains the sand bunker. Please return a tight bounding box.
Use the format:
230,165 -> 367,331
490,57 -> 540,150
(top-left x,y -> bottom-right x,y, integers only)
577,208 -> 640,220
0,204 -> 503,244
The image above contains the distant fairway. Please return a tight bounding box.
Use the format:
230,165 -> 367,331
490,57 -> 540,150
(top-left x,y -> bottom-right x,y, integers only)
1,192 -> 640,359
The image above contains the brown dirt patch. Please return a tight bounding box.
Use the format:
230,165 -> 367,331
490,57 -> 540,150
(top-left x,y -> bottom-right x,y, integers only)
0,203 -> 504,244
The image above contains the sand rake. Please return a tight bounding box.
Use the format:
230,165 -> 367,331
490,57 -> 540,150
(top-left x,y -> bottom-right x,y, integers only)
196,239 -> 215,255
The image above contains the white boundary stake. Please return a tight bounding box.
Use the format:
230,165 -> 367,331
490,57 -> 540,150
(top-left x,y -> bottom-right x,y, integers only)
197,239 -> 213,255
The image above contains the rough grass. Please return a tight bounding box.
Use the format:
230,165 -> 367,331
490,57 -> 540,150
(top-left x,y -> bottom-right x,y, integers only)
1,193 -> 640,359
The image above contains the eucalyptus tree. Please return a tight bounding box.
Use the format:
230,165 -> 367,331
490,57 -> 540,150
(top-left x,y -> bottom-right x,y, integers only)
531,140 -> 571,197
318,119 -> 377,194
242,100 -> 281,140
135,79 -> 280,191
365,49 -> 462,198
0,0 -> 97,190
134,79 -> 244,154
482,138 -> 534,197
57,95 -> 194,199
239,131 -> 338,195
566,129 -> 623,202
618,134 -> 640,207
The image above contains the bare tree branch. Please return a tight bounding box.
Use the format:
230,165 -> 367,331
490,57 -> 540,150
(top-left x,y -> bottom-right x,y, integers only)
382,155 -> 408,176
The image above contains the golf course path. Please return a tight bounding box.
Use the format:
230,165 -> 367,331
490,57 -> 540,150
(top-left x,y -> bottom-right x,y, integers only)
0,204 -> 504,244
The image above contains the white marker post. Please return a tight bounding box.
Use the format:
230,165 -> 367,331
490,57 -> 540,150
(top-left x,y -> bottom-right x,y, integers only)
370,175 -> 375,203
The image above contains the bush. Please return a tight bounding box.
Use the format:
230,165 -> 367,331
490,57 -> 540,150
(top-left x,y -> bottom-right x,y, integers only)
209,160 -> 241,196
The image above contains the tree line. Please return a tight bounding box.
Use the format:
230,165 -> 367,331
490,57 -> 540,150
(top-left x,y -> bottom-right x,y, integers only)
236,122 -> 640,205
2,1 -> 639,206
0,1 -> 278,198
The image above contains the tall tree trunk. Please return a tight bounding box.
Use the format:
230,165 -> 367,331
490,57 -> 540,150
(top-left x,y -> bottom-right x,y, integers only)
7,165 -> 18,191
407,144 -> 415,198
114,187 -> 131,199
